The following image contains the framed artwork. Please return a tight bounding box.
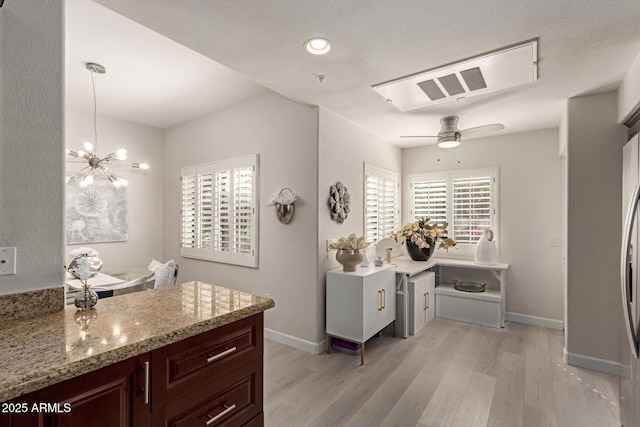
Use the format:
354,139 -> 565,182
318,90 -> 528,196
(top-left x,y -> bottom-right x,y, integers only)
66,176 -> 128,244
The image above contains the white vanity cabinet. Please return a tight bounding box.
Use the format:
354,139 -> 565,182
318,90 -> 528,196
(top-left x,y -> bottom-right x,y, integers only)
326,265 -> 396,364
409,271 -> 435,335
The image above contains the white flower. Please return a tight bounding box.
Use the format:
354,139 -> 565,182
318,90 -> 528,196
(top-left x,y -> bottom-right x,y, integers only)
70,257 -> 91,281
70,247 -> 99,258
266,189 -> 298,206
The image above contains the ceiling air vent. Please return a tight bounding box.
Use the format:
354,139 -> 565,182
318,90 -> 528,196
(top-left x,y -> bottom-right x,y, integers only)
373,40 -> 538,112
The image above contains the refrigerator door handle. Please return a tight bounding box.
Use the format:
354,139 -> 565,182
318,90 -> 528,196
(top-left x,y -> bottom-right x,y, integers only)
621,184 -> 640,359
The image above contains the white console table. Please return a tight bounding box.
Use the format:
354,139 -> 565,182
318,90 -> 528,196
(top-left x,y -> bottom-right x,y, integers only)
392,256 -> 509,335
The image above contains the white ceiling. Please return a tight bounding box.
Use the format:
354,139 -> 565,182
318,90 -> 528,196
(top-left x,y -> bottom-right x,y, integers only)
70,0 -> 640,148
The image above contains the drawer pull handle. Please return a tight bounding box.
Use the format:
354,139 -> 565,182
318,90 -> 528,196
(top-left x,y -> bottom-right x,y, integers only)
426,291 -> 429,310
143,361 -> 150,405
382,288 -> 386,309
378,290 -> 382,311
206,346 -> 237,363
206,404 -> 236,425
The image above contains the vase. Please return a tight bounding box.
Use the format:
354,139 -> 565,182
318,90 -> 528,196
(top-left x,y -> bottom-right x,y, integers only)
75,286 -> 99,310
69,256 -> 103,278
406,236 -> 436,262
474,227 -> 498,264
336,249 -> 363,272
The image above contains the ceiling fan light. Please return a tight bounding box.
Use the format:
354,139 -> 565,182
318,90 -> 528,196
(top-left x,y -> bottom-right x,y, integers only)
305,38 -> 331,55
437,140 -> 461,149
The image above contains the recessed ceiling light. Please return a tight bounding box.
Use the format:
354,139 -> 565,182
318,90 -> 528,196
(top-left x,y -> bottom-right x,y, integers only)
305,38 -> 331,55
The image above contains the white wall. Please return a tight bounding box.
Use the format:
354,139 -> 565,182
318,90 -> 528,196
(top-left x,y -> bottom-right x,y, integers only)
64,110 -> 164,268
618,51 -> 640,123
163,93 -> 320,343
565,91 -> 627,365
0,0 -> 65,295
317,108 -> 403,343
403,129 -> 564,323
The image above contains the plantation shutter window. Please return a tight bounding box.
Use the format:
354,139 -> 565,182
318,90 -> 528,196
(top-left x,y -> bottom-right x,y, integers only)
180,154 -> 258,267
412,178 -> 447,225
452,176 -> 492,245
409,168 -> 497,256
364,164 -> 400,244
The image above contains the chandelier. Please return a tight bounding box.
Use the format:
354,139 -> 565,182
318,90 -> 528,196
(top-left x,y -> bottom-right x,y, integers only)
66,63 -> 149,189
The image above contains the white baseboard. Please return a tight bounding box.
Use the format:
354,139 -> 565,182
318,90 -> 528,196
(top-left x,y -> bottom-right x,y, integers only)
506,312 -> 564,330
564,348 -> 621,376
264,328 -> 326,355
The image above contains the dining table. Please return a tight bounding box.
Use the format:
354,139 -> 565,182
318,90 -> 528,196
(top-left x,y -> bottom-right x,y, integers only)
66,268 -> 153,305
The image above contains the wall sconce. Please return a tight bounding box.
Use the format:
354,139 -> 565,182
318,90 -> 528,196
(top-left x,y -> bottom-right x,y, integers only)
267,188 -> 298,224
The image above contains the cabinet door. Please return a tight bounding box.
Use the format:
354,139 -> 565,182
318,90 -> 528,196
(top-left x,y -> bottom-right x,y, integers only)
411,278 -> 426,335
363,268 -> 395,340
424,272 -> 435,325
35,353 -> 150,427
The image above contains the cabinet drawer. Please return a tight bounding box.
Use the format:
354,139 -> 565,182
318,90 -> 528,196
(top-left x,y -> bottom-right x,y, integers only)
152,313 -> 263,408
151,358 -> 263,427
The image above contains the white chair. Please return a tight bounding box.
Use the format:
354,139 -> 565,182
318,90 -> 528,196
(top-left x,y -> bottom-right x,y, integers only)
148,259 -> 179,289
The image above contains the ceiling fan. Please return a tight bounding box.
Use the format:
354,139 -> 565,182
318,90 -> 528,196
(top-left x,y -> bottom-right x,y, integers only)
401,116 -> 504,148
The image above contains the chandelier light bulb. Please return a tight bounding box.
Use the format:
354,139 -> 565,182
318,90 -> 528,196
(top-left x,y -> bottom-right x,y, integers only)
83,141 -> 94,152
79,179 -> 89,189
116,148 -> 128,160
132,162 -> 151,170
65,176 -> 71,183
84,174 -> 94,185
113,177 -> 128,189
77,150 -> 86,158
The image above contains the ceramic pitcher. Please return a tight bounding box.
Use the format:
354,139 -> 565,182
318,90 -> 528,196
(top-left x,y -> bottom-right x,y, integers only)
474,227 -> 498,264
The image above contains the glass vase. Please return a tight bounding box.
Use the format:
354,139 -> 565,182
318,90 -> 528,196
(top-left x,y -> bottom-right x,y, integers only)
75,286 -> 98,310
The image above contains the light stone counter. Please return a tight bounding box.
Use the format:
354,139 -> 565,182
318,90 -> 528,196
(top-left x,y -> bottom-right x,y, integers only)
0,281 -> 275,403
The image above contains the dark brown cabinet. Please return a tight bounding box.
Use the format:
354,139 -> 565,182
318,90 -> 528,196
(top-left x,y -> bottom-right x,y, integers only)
151,313 -> 264,426
5,353 -> 149,427
3,313 -> 264,427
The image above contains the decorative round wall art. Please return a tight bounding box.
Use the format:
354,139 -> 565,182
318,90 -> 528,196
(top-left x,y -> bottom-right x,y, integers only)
328,181 -> 350,224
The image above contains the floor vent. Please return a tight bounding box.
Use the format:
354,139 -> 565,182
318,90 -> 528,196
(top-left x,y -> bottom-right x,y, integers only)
373,40 -> 538,112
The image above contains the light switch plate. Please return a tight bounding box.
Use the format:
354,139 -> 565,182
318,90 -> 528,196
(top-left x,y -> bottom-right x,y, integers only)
0,247 -> 16,275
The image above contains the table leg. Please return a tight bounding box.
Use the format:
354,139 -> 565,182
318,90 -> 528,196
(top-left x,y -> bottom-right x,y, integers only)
326,334 -> 331,354
361,342 -> 365,365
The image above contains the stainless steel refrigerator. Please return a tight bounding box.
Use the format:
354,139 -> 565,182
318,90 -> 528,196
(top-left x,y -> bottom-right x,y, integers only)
621,133 -> 640,427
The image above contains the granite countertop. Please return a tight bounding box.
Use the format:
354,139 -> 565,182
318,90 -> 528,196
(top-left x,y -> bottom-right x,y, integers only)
0,281 -> 275,402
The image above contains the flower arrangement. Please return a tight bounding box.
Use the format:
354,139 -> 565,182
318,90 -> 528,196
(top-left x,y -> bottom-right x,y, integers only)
70,246 -> 99,259
398,218 -> 456,252
65,247 -> 100,309
329,233 -> 370,252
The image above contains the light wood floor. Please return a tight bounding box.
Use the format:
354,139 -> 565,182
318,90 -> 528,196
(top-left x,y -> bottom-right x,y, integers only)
264,318 -> 620,427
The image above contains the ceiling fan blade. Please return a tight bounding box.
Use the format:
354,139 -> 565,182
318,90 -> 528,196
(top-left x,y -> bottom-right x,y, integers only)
459,123 -> 504,138
399,135 -> 437,139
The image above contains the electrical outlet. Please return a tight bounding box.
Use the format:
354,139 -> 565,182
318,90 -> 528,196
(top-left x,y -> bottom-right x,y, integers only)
327,239 -> 337,252
549,236 -> 558,247
0,247 -> 17,275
